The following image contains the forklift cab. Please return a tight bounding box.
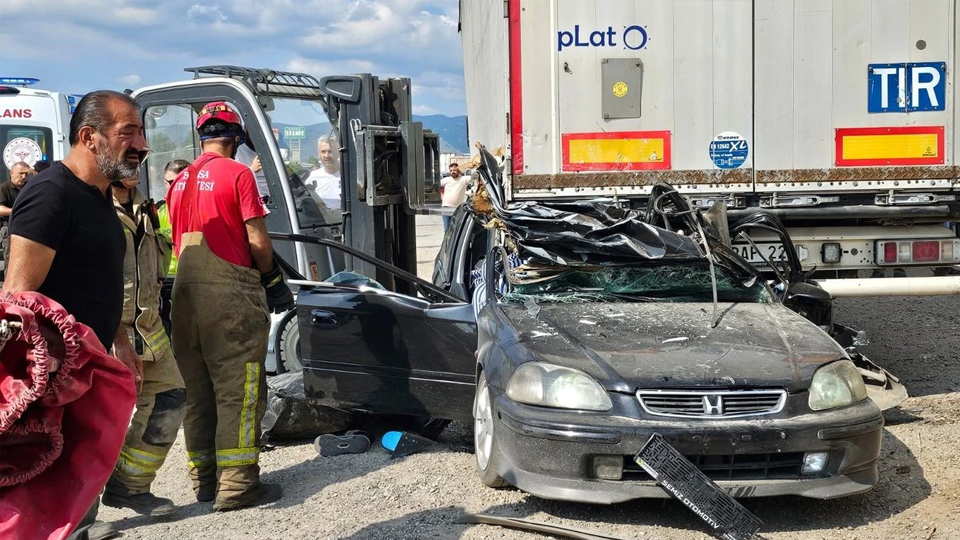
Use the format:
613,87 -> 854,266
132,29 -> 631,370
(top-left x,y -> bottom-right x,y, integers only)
132,66 -> 443,373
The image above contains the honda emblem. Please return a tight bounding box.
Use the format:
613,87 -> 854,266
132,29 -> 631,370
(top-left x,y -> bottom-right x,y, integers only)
702,395 -> 724,416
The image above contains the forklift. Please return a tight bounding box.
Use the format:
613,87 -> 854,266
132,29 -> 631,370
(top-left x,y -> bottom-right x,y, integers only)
131,65 -> 443,373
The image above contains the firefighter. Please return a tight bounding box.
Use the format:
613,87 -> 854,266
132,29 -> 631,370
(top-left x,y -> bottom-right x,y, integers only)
166,101 -> 293,511
98,173 -> 186,518
157,159 -> 189,336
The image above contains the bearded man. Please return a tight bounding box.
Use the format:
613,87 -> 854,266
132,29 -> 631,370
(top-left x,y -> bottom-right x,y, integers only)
2,89 -> 147,539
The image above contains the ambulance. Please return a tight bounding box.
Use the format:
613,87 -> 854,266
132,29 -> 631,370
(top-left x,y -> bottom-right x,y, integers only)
0,77 -> 83,180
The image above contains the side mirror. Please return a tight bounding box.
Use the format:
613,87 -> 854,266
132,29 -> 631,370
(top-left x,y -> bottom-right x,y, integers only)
782,281 -> 833,328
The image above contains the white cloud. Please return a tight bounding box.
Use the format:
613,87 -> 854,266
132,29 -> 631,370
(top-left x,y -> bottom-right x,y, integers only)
286,57 -> 378,77
187,4 -> 227,21
0,0 -> 468,116
413,104 -> 439,115
117,74 -> 142,86
114,7 -> 159,24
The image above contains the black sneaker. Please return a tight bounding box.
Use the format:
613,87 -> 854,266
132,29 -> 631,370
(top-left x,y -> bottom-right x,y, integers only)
213,483 -> 283,512
315,433 -> 371,457
101,492 -> 175,517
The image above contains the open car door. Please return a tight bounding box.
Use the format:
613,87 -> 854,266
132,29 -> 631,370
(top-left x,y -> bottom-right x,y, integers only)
275,234 -> 478,422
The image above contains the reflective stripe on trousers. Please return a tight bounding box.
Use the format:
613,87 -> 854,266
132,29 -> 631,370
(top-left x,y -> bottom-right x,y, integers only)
171,232 -> 269,497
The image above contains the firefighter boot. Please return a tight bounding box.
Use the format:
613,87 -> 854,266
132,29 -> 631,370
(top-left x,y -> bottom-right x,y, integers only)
212,465 -> 283,512
101,492 -> 175,517
186,451 -> 218,502
103,347 -> 185,517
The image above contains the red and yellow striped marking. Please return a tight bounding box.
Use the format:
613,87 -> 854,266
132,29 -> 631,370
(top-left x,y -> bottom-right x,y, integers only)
562,131 -> 672,171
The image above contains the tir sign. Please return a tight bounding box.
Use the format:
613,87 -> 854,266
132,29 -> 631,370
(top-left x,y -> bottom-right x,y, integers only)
868,62 -> 946,113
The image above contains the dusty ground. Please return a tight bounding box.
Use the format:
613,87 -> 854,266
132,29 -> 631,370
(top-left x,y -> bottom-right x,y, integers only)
100,216 -> 960,540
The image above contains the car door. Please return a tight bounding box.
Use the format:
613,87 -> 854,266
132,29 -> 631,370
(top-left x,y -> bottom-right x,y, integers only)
297,240 -> 478,422
432,205 -> 473,292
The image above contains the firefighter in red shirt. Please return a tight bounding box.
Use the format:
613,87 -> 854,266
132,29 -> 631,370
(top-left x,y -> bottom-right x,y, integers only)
166,102 -> 293,511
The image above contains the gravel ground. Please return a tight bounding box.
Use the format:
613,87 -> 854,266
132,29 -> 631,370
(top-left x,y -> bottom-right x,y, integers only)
100,216 -> 960,539
99,294 -> 960,540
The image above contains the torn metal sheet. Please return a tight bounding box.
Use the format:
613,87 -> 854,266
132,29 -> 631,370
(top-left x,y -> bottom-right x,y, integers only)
832,324 -> 909,411
470,148 -> 707,269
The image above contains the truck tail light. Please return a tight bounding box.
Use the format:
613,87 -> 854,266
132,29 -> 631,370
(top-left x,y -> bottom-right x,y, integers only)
883,242 -> 898,263
912,241 -> 940,262
876,239 -> 960,265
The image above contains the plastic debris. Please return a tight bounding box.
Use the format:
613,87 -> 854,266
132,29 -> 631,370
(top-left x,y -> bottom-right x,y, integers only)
261,372 -> 355,444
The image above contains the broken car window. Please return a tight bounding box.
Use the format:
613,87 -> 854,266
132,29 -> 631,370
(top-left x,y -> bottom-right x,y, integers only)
503,264 -> 772,304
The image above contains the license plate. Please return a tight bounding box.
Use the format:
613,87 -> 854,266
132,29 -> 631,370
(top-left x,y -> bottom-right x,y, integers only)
635,434 -> 763,540
731,243 -> 806,266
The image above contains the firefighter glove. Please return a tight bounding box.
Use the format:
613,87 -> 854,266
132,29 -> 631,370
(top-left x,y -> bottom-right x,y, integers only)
261,264 -> 295,314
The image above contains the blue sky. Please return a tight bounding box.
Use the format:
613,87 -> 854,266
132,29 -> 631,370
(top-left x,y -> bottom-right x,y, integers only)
0,0 -> 466,116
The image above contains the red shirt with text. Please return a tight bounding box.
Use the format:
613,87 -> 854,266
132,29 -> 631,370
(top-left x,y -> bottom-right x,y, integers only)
166,152 -> 268,268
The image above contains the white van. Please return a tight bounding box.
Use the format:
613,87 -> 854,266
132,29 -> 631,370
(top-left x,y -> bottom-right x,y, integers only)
0,78 -> 79,179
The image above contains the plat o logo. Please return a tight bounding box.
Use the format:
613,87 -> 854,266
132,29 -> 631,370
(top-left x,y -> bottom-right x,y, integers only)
558,25 -> 649,52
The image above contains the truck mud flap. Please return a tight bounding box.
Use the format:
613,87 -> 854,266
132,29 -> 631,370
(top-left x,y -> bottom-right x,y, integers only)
635,434 -> 762,540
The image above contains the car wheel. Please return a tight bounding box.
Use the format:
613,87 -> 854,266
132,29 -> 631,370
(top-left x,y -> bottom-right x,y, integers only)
474,373 -> 508,488
276,310 -> 303,373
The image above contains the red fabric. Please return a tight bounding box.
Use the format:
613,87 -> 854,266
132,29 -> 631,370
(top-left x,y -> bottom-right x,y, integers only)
0,292 -> 136,540
167,152 -> 268,268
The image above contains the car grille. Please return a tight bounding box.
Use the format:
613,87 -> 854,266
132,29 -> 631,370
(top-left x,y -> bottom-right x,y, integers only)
621,452 -> 807,481
636,389 -> 786,418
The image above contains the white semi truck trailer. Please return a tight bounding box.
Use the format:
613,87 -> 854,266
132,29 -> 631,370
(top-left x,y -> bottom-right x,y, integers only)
460,0 -> 960,296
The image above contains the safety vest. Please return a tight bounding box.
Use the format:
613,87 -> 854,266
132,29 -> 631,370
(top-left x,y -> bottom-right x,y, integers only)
157,201 -> 178,275
114,190 -> 171,361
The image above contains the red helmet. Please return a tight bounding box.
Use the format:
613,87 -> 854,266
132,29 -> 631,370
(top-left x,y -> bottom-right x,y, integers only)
196,101 -> 243,131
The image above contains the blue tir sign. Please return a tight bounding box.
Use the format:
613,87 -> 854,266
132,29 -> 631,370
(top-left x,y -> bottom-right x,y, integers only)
868,62 -> 946,113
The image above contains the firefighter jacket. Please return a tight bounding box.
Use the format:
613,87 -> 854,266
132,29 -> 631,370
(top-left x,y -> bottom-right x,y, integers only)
114,189 -> 172,361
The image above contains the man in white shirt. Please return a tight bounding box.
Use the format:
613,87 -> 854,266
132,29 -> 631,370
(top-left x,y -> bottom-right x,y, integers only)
440,162 -> 469,230
305,135 -> 341,210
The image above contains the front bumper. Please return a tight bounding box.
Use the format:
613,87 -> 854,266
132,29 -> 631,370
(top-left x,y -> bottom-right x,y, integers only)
493,392 -> 883,504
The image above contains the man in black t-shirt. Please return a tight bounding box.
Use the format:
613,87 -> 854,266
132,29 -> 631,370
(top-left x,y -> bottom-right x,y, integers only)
0,161 -> 32,263
2,90 -> 147,539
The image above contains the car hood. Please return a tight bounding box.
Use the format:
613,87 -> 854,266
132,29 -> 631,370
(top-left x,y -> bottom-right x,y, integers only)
498,301 -> 846,393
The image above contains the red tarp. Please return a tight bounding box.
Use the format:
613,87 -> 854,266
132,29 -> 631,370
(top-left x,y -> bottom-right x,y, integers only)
0,292 -> 136,540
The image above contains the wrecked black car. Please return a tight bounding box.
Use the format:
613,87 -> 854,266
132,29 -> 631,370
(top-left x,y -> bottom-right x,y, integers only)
295,148 -> 905,504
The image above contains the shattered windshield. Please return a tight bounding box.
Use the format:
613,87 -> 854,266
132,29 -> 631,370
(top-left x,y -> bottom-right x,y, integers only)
503,264 -> 772,304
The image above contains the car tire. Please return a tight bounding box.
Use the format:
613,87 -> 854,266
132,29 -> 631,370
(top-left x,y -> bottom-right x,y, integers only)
474,373 -> 508,488
276,310 -> 303,374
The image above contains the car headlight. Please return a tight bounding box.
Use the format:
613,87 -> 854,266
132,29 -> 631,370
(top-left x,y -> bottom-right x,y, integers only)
808,360 -> 868,411
506,362 -> 612,411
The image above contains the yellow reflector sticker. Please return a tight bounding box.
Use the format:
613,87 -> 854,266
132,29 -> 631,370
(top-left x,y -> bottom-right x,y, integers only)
842,134 -> 939,160
562,131 -> 671,171
836,126 -> 944,166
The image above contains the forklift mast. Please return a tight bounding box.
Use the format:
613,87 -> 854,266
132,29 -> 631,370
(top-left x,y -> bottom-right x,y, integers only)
321,74 -> 442,293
